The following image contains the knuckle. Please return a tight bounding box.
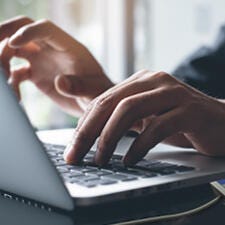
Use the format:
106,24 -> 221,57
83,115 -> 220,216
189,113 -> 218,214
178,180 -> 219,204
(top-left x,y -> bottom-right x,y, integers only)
16,15 -> 32,23
155,71 -> 169,79
149,119 -> 165,140
155,71 -> 176,83
38,18 -> 52,25
118,97 -> 137,111
38,19 -> 55,31
86,100 -> 95,112
19,26 -> 29,36
132,69 -> 149,79
172,84 -> 188,96
94,94 -> 114,110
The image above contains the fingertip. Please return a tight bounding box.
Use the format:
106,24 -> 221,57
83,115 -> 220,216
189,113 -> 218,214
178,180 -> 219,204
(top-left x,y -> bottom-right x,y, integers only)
94,152 -> 107,167
8,29 -> 25,48
63,146 -> 79,165
8,36 -> 20,48
94,144 -> 115,167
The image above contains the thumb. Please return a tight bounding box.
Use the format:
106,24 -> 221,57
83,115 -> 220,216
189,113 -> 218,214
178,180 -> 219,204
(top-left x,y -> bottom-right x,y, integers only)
55,74 -> 107,99
55,75 -> 85,97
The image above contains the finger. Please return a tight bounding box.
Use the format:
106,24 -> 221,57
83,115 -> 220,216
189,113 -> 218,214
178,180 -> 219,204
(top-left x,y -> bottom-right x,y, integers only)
123,107 -> 190,165
64,97 -> 113,164
9,19 -> 79,51
64,71 -> 177,164
95,87 -> 181,165
14,42 -> 40,59
75,70 -> 169,134
72,70 -> 153,132
0,16 -> 33,41
0,38 -> 38,75
8,65 -> 31,100
64,71 -> 163,164
130,115 -> 156,133
74,70 -> 171,132
71,70 -> 146,133
0,38 -> 15,75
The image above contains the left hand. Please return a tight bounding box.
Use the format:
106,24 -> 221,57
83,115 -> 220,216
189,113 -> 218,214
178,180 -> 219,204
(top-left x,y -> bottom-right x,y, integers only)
0,16 -> 113,116
64,70 -> 225,166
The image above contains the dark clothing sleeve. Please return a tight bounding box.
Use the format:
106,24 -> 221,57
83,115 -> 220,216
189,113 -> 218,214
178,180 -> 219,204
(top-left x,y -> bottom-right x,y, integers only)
173,25 -> 225,98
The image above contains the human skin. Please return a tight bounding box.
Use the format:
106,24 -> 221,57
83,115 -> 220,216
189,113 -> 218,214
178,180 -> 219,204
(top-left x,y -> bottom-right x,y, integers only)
0,16 -> 114,116
1,17 -> 225,166
64,70 -> 225,166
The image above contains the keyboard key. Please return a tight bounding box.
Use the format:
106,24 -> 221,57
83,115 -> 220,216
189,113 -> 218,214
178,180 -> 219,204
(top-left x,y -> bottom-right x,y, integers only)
100,168 -> 114,173
121,176 -> 138,182
147,162 -> 178,170
70,166 -> 85,172
119,169 -> 147,177
158,169 -> 176,175
86,151 -> 95,156
83,156 -> 94,161
54,160 -> 67,166
111,162 -> 127,171
84,175 -> 100,182
176,166 -> 195,172
64,165 -> 79,170
70,175 -> 99,183
134,160 -> 160,169
81,167 -> 99,173
78,181 -> 97,188
57,167 -> 68,173
69,171 -> 84,177
99,179 -> 117,185
143,172 -> 158,178
87,170 -> 113,176
102,173 -> 134,181
78,179 -> 118,188
111,154 -> 123,160
44,143 -> 196,187
47,152 -> 57,157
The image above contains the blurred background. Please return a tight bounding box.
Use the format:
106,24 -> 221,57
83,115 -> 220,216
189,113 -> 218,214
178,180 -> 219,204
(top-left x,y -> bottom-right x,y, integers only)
0,0 -> 225,130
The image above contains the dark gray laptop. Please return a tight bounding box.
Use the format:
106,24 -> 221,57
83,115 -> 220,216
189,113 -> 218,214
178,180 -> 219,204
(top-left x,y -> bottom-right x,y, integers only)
1,66 -> 225,211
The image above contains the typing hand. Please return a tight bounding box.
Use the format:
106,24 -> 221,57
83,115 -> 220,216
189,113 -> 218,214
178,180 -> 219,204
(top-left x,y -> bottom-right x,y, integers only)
64,70 -> 225,165
0,16 -> 113,116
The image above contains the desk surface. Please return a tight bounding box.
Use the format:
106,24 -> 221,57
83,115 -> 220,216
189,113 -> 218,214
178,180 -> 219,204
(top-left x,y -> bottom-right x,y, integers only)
0,129 -> 224,225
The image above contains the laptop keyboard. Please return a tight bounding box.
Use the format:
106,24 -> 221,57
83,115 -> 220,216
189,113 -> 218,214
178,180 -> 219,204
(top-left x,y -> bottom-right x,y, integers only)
44,144 -> 195,188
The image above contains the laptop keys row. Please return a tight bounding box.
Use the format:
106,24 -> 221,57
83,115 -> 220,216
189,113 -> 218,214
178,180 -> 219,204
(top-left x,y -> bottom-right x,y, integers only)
44,144 -> 195,188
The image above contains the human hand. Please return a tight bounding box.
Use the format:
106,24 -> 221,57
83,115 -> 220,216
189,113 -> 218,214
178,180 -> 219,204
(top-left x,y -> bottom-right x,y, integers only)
64,70 -> 225,165
0,16 -> 113,115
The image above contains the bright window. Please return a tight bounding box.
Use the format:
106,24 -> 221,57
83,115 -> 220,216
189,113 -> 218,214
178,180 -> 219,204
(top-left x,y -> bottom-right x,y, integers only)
1,0 -> 225,129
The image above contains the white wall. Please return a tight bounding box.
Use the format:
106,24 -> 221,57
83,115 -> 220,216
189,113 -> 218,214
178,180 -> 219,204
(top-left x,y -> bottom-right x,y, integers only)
148,0 -> 225,72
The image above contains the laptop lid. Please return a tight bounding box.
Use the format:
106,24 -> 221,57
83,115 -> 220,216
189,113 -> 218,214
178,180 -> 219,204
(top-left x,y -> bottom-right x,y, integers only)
0,66 -> 74,211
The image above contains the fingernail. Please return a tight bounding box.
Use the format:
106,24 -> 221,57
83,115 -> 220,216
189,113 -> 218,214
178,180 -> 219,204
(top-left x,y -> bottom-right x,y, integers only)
63,143 -> 73,161
63,137 -> 77,161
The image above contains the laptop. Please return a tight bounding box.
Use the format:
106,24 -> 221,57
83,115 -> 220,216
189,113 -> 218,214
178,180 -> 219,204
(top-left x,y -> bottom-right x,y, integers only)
1,66 -> 225,212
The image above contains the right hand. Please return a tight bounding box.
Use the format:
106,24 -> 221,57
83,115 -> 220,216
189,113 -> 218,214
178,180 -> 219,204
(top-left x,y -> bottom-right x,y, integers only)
0,16 -> 114,116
